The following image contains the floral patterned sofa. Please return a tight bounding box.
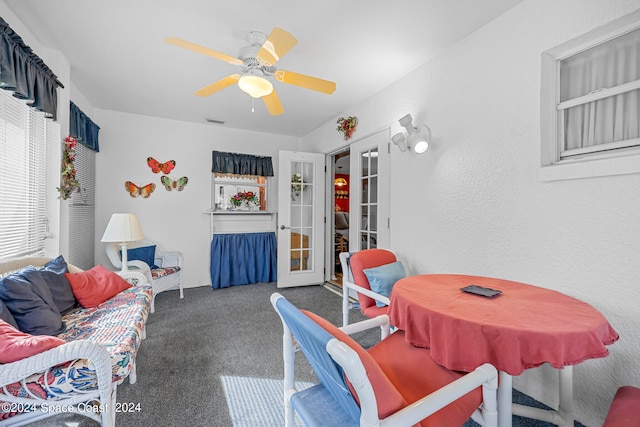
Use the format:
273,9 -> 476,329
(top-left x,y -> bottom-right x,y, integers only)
0,257 -> 152,427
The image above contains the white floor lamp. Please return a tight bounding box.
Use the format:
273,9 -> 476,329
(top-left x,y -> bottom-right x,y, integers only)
101,213 -> 144,272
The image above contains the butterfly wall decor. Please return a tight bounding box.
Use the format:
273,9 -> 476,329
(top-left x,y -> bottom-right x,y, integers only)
161,175 -> 189,191
125,181 -> 156,198
147,157 -> 176,174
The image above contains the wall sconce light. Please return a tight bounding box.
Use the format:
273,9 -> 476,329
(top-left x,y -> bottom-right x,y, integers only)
391,114 -> 431,154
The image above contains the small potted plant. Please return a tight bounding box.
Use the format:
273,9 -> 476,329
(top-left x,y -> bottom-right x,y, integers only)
291,173 -> 304,200
230,191 -> 260,210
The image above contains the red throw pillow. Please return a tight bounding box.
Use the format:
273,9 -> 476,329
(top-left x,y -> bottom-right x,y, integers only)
65,265 -> 131,308
0,319 -> 65,363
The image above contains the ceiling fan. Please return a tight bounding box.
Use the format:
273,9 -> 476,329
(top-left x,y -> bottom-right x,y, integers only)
165,27 -> 336,115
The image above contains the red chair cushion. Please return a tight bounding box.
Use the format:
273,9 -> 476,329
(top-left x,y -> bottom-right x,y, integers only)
304,311 -> 482,426
349,249 -> 397,316
603,386 -> 640,427
369,331 -> 482,426
302,310 -> 407,420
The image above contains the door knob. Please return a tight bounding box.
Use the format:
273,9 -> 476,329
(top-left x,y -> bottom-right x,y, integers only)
280,225 -> 290,230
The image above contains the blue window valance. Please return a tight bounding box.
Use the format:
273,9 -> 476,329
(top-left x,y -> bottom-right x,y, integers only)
212,151 -> 274,176
70,101 -> 100,152
0,17 -> 63,120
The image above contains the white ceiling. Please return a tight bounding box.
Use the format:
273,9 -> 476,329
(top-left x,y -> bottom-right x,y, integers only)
5,0 -> 523,137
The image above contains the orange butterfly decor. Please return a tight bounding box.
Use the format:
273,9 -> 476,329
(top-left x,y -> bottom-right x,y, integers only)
125,181 -> 156,198
147,157 -> 176,174
161,175 -> 188,191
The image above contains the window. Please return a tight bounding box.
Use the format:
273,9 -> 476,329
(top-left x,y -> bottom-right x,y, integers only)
212,173 -> 268,212
541,11 -> 640,181
0,90 -> 50,259
67,143 -> 96,270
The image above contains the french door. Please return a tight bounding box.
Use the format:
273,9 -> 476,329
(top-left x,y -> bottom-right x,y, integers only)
277,151 -> 325,288
349,130 -> 390,250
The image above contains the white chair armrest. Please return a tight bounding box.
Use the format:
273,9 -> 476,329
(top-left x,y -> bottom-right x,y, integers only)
155,250 -> 183,268
117,270 -> 148,287
345,281 -> 390,306
0,340 -> 112,392
340,314 -> 390,337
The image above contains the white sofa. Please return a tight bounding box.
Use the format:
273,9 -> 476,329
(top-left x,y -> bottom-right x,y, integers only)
0,257 -> 151,427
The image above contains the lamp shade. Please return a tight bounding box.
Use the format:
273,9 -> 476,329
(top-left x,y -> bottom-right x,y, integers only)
238,75 -> 274,98
101,213 -> 144,243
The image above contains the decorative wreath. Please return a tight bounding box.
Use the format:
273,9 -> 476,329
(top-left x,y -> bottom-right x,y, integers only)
336,116 -> 358,140
57,136 -> 80,200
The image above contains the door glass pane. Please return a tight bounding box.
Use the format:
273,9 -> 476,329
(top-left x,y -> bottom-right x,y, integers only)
370,150 -> 378,175
361,177 -> 369,203
370,176 -> 378,203
290,160 -> 313,273
370,205 -> 377,232
358,148 -> 380,250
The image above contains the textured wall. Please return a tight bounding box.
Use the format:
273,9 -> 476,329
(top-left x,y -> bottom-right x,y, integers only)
93,110 -> 297,288
304,0 -> 640,424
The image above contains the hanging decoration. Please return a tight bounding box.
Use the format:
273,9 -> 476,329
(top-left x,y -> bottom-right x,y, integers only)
147,157 -> 176,174
124,181 -> 156,198
161,176 -> 189,191
57,136 -> 80,200
291,173 -> 306,200
336,116 -> 358,140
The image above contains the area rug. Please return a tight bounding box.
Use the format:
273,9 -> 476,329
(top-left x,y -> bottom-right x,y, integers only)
221,375 -> 314,426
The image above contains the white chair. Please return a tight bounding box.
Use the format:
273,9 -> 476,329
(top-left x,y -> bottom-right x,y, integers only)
340,249 -> 398,327
106,239 -> 184,313
271,293 -> 499,427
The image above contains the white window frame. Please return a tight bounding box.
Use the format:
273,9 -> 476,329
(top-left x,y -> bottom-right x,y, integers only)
540,10 -> 640,181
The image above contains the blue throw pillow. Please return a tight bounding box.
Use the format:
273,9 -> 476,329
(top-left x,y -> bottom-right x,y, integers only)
41,256 -> 77,315
363,261 -> 407,308
122,245 -> 158,269
0,299 -> 19,329
0,267 -> 65,336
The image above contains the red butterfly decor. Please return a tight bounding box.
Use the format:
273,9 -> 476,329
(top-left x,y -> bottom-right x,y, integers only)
125,181 -> 156,198
147,157 -> 176,174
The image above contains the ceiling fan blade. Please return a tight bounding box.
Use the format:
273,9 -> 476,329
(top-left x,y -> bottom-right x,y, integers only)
275,70 -> 336,94
165,37 -> 242,65
262,90 -> 284,115
257,27 -> 297,66
194,74 -> 240,97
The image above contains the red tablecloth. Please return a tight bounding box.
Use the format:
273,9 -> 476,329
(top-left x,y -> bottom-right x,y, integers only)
388,274 -> 619,376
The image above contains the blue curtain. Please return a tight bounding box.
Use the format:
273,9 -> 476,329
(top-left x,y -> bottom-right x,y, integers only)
70,101 -> 100,152
212,151 -> 274,176
0,17 -> 63,120
210,232 -> 277,288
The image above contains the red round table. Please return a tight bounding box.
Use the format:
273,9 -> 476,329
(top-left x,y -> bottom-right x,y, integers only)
388,274 -> 619,427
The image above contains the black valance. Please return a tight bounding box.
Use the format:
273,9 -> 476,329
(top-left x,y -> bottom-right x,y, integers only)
212,151 -> 274,176
0,17 -> 63,120
70,101 -> 100,152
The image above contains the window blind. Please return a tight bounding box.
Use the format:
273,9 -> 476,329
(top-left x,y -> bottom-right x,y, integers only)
67,142 -> 96,270
0,90 -> 48,260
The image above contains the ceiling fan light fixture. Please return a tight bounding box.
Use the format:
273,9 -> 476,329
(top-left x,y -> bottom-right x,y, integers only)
238,75 -> 273,98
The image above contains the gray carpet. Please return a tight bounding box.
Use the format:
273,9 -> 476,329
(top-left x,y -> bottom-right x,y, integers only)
27,282 -> 585,427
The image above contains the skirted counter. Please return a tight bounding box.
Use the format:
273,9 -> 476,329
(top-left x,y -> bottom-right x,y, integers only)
210,232 -> 277,288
